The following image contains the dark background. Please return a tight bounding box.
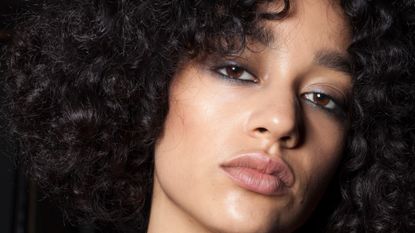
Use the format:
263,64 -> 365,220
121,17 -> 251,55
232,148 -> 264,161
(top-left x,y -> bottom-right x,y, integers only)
1,0 -> 95,232
1,0 -> 24,232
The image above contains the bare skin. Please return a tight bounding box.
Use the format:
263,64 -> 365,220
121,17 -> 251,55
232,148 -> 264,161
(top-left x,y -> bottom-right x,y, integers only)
148,0 -> 352,232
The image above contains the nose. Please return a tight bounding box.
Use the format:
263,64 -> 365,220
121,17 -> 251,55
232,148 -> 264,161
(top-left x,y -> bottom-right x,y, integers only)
245,93 -> 302,149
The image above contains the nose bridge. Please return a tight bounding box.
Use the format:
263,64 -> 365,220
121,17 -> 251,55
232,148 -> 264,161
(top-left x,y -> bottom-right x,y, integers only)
246,84 -> 300,147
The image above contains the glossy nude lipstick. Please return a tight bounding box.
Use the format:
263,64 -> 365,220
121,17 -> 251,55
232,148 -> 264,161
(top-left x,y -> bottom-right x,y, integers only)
220,153 -> 294,196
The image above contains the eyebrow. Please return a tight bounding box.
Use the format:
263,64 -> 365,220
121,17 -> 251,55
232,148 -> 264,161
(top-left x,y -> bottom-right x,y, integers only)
314,50 -> 352,75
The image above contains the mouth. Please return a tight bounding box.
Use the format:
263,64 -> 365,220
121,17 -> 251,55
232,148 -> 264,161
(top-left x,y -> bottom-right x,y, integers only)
220,153 -> 294,196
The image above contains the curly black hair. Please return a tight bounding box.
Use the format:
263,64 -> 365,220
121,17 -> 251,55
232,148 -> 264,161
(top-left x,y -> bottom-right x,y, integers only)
330,1 -> 415,232
1,0 -> 414,232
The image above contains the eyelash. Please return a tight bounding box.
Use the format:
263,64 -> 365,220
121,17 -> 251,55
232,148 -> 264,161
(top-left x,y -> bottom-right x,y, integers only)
301,92 -> 346,117
213,64 -> 258,84
213,63 -> 347,117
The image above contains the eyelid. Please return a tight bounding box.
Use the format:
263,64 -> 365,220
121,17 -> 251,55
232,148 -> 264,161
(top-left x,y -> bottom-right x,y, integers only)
302,92 -> 338,109
212,61 -> 258,83
301,91 -> 348,118
306,84 -> 349,107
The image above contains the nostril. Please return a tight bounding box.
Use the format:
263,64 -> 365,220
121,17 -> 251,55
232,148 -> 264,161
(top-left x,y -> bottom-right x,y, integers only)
280,135 -> 300,148
256,127 -> 268,133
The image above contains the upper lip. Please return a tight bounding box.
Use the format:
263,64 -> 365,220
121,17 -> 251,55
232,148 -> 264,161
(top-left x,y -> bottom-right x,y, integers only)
220,153 -> 294,187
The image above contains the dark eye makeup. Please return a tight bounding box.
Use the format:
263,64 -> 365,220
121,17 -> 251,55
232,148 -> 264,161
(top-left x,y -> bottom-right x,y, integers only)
211,62 -> 258,84
207,59 -> 349,119
301,92 -> 348,118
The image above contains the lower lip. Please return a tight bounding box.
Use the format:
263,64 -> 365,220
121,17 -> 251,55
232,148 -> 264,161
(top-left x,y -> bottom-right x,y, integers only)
222,167 -> 289,196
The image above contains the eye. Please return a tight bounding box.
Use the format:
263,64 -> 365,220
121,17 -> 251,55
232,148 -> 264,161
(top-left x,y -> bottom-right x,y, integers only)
302,92 -> 338,110
216,65 -> 257,83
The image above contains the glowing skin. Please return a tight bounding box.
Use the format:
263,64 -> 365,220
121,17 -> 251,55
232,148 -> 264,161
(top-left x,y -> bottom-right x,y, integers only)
148,0 -> 352,232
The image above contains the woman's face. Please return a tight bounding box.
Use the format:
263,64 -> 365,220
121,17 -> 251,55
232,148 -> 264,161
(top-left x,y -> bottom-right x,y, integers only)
150,0 -> 352,232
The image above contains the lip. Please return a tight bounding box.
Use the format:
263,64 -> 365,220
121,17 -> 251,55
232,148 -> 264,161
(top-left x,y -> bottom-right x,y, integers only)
220,153 -> 294,196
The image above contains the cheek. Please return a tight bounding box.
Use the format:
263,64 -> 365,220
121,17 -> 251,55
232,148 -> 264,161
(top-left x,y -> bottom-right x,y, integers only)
156,69 -> 245,159
152,96 -> 218,223
153,72 -> 228,201
154,95 -> 213,188
156,81 -> 227,158
292,114 -> 346,206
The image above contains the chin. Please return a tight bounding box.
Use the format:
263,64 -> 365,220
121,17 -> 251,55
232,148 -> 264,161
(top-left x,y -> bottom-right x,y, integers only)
206,218 -> 293,233
201,204 -> 297,233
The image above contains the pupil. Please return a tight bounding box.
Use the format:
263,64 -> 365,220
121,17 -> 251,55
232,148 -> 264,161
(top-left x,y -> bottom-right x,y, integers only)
226,66 -> 243,78
314,93 -> 330,105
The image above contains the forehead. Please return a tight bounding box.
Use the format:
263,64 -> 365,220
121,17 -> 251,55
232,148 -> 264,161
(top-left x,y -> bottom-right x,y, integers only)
260,0 -> 351,54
